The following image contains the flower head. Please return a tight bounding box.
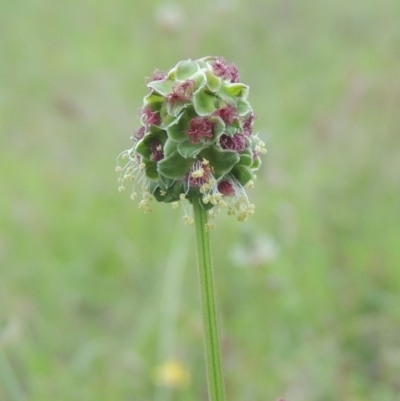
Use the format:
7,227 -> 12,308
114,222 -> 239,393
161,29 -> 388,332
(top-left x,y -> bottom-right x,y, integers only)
219,133 -> 246,152
117,56 -> 265,227
212,105 -> 236,125
151,69 -> 166,81
141,106 -> 160,126
211,57 -> 240,83
187,117 -> 213,144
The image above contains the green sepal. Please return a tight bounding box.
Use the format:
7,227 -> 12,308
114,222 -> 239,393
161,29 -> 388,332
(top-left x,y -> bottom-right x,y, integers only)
161,112 -> 182,130
209,116 -> 225,140
177,140 -> 206,158
225,125 -> 237,136
135,130 -> 167,159
195,58 -> 209,69
148,80 -> 175,96
167,100 -> 187,117
153,181 -> 183,203
166,112 -> 190,142
175,60 -> 199,80
149,125 -> 165,134
251,156 -> 262,170
198,55 -> 216,63
143,93 -> 165,110
193,89 -> 217,116
199,146 -> 240,178
239,149 -> 253,167
218,82 -> 249,106
204,70 -> 221,92
192,72 -> 206,91
144,160 -> 159,180
146,180 -> 159,195
231,165 -> 253,186
166,67 -> 176,80
159,174 -> 175,189
163,138 -> 178,157
157,151 -> 194,179
237,99 -> 251,116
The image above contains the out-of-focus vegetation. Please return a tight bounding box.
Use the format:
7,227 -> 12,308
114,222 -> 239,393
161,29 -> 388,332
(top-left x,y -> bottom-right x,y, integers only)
1,0 -> 399,400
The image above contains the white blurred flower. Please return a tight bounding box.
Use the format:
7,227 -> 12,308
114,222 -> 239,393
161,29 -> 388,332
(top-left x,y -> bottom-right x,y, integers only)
155,3 -> 184,33
230,232 -> 279,267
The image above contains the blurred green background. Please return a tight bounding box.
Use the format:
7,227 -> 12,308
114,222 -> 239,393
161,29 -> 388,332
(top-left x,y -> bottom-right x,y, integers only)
1,0 -> 399,400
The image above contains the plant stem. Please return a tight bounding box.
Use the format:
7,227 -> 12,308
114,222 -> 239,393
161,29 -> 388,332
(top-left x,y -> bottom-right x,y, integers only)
192,199 -> 226,401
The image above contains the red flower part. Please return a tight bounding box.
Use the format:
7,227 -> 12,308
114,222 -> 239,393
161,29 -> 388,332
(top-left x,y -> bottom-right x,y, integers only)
166,79 -> 195,108
219,133 -> 246,152
133,126 -> 146,141
186,117 -> 213,144
243,112 -> 256,136
225,64 -> 240,83
151,69 -> 166,81
218,180 -> 235,196
142,106 -> 160,126
211,58 -> 228,78
212,105 -> 236,125
175,79 -> 195,100
150,140 -> 164,162
187,161 -> 213,188
211,58 -> 240,83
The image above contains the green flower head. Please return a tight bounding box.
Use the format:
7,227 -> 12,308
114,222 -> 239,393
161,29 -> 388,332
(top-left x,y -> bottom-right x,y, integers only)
116,56 -> 266,227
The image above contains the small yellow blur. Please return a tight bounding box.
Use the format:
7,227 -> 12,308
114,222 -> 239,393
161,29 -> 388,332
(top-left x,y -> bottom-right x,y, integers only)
153,360 -> 191,389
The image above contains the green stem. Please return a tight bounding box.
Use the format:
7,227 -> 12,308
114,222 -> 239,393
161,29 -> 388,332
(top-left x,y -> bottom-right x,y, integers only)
192,199 -> 226,401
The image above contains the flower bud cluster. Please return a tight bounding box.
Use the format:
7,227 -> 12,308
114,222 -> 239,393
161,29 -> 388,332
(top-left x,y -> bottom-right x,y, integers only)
116,56 -> 266,225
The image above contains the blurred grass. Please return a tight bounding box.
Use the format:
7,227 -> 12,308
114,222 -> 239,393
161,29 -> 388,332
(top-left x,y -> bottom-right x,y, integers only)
1,0 -> 400,400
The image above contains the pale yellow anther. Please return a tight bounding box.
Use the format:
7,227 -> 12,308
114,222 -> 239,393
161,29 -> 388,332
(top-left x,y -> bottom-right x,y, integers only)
139,162 -> 146,169
202,158 -> 209,165
191,168 -> 204,178
115,166 -> 122,172
172,202 -> 179,209
160,190 -> 167,196
205,222 -> 215,231
179,193 -> 186,200
118,186 -> 125,192
183,215 -> 194,225
237,213 -> 247,222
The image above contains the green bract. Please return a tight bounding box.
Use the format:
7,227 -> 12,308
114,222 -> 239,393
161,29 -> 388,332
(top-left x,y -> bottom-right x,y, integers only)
116,56 -> 266,224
